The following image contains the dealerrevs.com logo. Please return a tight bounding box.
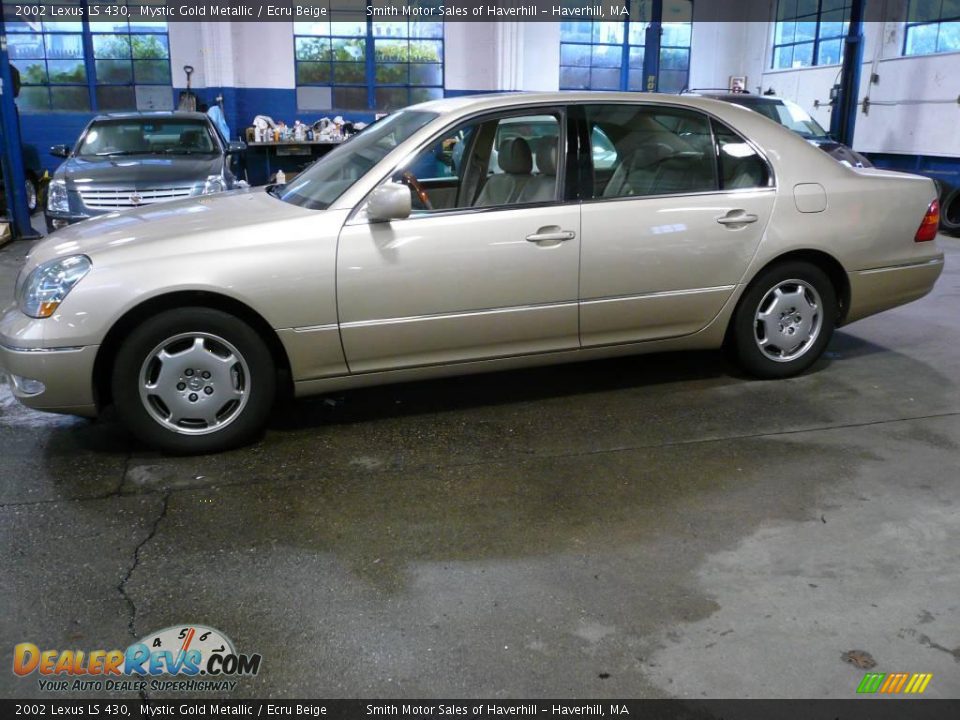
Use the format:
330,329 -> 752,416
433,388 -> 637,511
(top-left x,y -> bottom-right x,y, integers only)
13,625 -> 261,693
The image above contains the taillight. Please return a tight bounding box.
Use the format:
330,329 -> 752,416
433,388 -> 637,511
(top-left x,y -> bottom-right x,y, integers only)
915,198 -> 939,242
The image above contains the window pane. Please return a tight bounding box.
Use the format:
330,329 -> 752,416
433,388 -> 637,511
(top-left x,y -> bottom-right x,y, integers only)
297,62 -> 332,84
410,39 -> 442,62
627,68 -> 646,91
660,47 -> 689,70
585,105 -> 717,199
560,66 -> 590,89
795,21 -> 817,42
96,59 -> 133,83
50,85 -> 90,111
561,22 -> 593,43
45,33 -> 84,59
909,0 -> 942,23
375,87 -> 409,111
93,34 -> 132,59
713,119 -> 770,190
131,34 -> 169,59
592,44 -> 622,68
95,85 -> 136,111
13,60 -> 48,84
773,44 -> 794,68
628,46 -> 645,69
16,86 -> 51,111
376,39 -> 408,61
8,34 -> 45,60
330,21 -> 366,36
296,37 -> 332,61
134,59 -> 171,84
332,86 -> 368,110
410,63 -> 442,86
593,22 -> 624,44
560,43 -> 591,67
661,23 -> 691,47
334,62 -> 367,84
817,39 -> 843,65
293,22 -> 330,36
409,22 -> 443,39
409,87 -> 442,104
939,22 -> 960,52
657,68 -> 689,93
47,59 -> 86,83
792,42 -> 814,66
905,22 -> 939,54
332,38 -> 365,61
591,67 -> 621,89
776,21 -> 796,45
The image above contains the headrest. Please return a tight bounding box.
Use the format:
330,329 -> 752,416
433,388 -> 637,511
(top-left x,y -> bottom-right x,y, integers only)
535,137 -> 557,176
626,142 -> 674,168
499,138 -> 532,174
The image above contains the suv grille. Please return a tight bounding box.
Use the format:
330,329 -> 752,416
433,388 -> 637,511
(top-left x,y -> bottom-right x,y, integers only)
78,186 -> 195,210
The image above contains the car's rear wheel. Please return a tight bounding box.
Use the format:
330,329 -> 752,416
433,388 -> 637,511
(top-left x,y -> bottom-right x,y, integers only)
112,307 -> 276,453
730,261 -> 837,379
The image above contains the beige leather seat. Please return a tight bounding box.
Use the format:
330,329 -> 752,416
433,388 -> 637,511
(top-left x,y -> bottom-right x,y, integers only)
517,137 -> 558,204
475,138 -> 533,207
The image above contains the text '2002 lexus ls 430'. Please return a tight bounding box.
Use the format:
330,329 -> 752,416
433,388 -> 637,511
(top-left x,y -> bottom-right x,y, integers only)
0,93 -> 945,454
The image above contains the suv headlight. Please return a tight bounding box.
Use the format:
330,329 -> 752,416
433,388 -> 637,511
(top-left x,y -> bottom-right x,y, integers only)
202,175 -> 226,194
47,179 -> 69,213
17,255 -> 92,319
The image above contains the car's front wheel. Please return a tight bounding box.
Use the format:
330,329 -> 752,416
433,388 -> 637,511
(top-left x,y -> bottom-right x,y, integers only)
730,261 -> 837,379
112,307 -> 276,453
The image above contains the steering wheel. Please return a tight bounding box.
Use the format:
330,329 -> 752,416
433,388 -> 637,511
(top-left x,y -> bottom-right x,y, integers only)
401,171 -> 433,211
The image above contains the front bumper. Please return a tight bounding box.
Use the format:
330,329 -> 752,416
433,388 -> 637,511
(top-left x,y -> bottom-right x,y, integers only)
0,306 -> 99,417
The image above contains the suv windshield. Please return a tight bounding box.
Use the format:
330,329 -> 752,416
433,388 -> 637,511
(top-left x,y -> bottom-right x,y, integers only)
273,110 -> 438,211
78,119 -> 218,157
732,98 -> 830,140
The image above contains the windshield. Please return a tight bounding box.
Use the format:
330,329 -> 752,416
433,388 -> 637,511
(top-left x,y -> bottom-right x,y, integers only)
273,110 -> 438,210
78,119 -> 219,157
733,98 -> 830,140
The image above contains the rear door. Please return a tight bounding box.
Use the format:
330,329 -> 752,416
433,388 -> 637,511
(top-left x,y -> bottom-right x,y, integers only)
577,103 -> 776,347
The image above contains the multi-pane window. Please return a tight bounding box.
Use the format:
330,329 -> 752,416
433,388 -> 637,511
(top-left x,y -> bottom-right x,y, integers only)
558,0 -> 693,94
294,6 -> 443,112
904,0 -> 960,56
771,0 -> 851,69
5,0 -> 171,112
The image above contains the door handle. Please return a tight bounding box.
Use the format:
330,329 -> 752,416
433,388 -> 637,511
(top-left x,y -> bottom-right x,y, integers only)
526,227 -> 576,243
716,210 -> 759,226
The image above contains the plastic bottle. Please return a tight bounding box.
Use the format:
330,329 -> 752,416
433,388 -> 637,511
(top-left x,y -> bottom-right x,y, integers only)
276,169 -> 286,184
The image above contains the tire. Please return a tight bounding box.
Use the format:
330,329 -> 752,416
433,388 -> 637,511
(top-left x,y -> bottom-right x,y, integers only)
25,175 -> 38,214
940,187 -> 960,234
111,307 -> 276,454
729,261 -> 837,379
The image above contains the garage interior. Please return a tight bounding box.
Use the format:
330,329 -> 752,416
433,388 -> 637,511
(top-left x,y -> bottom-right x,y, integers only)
2,0 -> 960,700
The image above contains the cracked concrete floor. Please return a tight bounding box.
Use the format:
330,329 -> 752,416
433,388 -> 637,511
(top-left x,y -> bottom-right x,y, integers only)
1,235 -> 959,699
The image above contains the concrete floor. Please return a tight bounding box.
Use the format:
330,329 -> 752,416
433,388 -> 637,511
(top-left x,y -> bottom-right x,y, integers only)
1,234 -> 959,700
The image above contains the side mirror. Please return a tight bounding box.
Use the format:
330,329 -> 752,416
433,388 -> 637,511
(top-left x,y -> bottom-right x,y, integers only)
50,144 -> 70,158
366,182 -> 411,223
226,140 -> 247,154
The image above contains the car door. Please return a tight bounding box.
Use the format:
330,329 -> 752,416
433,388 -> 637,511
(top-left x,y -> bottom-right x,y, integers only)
336,108 -> 581,374
577,103 -> 776,347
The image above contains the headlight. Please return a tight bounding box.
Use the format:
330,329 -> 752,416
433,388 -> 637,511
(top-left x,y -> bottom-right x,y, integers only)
47,179 -> 69,213
202,175 -> 226,194
17,255 -> 92,319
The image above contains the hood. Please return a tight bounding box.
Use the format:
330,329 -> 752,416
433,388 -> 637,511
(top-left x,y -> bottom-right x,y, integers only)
58,154 -> 224,187
28,187 -> 319,266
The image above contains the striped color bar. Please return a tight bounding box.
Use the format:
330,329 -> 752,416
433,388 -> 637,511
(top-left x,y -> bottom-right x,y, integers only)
857,672 -> 932,694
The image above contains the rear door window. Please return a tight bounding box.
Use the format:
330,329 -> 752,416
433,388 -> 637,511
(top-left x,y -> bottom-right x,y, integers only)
583,105 -> 717,199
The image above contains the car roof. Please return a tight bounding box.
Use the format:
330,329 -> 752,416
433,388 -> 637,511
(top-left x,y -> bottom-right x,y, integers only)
410,91 -> 761,116
91,111 -> 210,122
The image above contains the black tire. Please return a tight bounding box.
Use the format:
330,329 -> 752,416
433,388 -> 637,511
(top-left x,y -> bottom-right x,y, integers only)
729,261 -> 837,379
111,307 -> 276,454
941,187 -> 960,234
